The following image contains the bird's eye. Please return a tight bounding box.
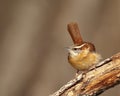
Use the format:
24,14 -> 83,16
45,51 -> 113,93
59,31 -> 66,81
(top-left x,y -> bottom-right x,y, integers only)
73,48 -> 77,50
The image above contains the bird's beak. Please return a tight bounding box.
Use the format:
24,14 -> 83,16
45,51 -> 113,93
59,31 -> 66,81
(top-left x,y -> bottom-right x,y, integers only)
65,47 -> 71,52
67,48 -> 77,57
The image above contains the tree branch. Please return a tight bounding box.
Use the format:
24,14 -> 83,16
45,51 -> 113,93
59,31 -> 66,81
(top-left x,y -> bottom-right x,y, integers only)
50,52 -> 120,96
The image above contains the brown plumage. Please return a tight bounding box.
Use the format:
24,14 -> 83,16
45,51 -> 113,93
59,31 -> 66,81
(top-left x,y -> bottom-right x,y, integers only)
68,42 -> 101,71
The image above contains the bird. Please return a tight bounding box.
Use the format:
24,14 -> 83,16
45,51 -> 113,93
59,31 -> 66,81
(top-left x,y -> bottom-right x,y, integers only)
68,42 -> 101,75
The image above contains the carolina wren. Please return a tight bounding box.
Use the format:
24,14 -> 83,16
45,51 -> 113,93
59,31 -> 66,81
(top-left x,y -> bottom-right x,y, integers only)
68,42 -> 101,72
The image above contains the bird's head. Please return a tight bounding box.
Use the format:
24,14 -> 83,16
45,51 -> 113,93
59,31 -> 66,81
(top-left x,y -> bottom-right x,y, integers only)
68,42 -> 95,57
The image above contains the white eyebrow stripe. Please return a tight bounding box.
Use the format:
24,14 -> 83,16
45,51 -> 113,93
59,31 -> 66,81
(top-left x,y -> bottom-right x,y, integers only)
73,43 -> 86,48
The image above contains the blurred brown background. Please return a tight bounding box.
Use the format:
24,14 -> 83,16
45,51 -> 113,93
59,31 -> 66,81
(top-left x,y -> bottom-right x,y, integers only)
0,0 -> 120,96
